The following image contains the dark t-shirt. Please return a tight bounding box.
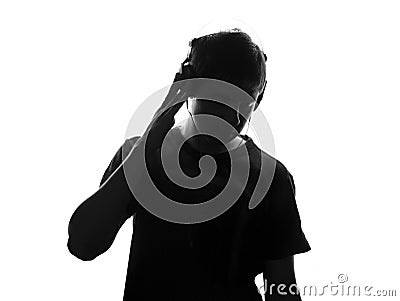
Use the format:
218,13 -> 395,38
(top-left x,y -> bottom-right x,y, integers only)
100,126 -> 311,301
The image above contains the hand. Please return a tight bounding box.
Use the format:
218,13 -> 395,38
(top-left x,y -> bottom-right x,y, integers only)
119,68 -> 193,194
132,66 -> 193,153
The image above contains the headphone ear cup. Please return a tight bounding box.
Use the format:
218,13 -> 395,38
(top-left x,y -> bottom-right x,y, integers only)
182,64 -> 195,80
175,58 -> 194,82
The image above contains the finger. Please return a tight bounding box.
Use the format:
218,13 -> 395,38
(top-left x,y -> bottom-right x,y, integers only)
161,67 -> 194,108
141,95 -> 184,142
147,97 -> 184,134
152,86 -> 188,123
160,79 -> 188,109
142,72 -> 192,138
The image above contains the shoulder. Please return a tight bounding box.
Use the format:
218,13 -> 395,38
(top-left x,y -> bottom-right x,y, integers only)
251,142 -> 291,186
100,136 -> 142,187
247,142 -> 294,208
121,135 -> 141,159
124,135 -> 141,147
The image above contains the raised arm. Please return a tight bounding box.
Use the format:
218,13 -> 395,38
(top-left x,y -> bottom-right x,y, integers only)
67,66 -> 197,261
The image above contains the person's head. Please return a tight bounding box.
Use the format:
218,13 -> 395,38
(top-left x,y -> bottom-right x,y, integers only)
184,28 -> 267,144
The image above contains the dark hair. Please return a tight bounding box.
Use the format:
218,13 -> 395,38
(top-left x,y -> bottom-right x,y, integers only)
189,28 -> 267,100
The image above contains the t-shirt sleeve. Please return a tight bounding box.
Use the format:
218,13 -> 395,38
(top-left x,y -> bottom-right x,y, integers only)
262,163 -> 311,260
99,136 -> 141,187
99,136 -> 141,218
100,144 -> 123,187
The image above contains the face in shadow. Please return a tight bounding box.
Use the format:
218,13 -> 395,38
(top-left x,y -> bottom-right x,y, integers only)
187,95 -> 257,146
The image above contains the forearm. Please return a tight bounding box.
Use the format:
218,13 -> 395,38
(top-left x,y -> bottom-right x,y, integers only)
68,163 -> 134,260
263,256 -> 303,301
264,278 -> 302,301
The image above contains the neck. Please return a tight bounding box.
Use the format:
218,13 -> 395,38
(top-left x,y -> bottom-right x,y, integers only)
179,118 -> 245,155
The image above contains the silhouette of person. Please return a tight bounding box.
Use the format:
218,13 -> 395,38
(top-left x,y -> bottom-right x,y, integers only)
68,28 -> 311,300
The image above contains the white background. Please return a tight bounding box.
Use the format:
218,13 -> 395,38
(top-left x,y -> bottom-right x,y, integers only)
1,1 -> 399,300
